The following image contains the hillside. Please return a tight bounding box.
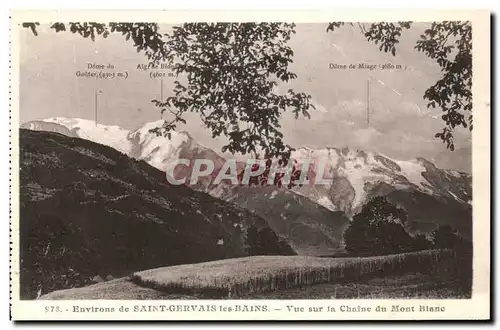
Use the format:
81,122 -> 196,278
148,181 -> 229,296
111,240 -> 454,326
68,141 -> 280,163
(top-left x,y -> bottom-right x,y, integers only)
19,129 -> 293,299
23,117 -> 473,241
21,118 -> 223,191
22,118 -> 352,255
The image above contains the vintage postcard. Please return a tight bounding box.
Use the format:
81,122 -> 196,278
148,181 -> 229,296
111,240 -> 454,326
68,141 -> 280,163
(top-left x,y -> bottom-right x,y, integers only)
9,9 -> 491,321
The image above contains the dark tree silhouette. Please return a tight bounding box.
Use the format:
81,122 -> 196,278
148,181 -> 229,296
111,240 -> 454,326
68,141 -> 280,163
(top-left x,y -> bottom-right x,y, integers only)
327,21 -> 472,151
342,214 -> 372,255
257,227 -> 281,254
411,233 -> 433,251
343,196 -> 412,256
24,21 -> 473,152
152,23 -> 314,162
23,22 -> 167,62
355,196 -> 408,226
430,224 -> 463,249
245,225 -> 296,256
245,225 -> 260,255
429,224 -> 472,293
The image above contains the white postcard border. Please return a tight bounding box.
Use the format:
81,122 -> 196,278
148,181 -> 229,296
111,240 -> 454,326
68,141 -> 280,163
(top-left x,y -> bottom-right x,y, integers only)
9,9 -> 491,321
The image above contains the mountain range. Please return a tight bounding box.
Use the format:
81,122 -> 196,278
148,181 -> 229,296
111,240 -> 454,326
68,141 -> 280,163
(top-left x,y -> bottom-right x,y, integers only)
22,118 -> 473,253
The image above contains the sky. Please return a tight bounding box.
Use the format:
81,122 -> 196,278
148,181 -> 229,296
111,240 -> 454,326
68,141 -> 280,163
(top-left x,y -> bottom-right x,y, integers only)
19,23 -> 472,171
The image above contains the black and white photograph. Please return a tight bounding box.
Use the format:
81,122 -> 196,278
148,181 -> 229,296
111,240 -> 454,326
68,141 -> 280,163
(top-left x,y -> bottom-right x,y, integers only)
9,10 -> 491,321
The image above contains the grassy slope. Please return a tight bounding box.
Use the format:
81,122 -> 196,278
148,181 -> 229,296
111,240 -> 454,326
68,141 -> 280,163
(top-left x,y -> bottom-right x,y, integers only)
243,274 -> 470,299
41,249 -> 470,300
20,129 -> 292,299
41,273 -> 467,300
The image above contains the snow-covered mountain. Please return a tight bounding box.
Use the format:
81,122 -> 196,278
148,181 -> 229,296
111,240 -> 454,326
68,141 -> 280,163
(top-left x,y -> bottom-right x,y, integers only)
21,117 -> 348,255
22,117 -> 473,245
289,146 -> 472,215
21,118 -> 224,191
284,146 -> 472,241
218,148 -> 473,247
23,117 -> 191,161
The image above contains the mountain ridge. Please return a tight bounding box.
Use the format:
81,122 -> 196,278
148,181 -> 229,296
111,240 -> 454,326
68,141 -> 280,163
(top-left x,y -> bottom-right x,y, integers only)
22,117 -> 473,242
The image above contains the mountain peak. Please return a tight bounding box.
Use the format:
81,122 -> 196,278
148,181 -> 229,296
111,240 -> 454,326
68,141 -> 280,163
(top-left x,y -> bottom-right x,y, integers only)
22,116 -> 471,211
131,121 -> 194,143
178,130 -> 195,141
23,117 -> 197,165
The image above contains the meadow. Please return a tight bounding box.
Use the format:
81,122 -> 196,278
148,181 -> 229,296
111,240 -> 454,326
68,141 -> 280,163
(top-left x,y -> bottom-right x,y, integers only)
41,249 -> 469,300
129,249 -> 457,298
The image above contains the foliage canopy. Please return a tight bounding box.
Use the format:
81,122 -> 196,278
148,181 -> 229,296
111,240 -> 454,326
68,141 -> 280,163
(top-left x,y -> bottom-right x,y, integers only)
327,21 -> 472,151
24,20 -> 472,154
